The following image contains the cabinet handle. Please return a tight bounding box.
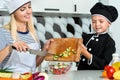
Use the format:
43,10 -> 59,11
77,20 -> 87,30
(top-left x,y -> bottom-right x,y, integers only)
74,4 -> 77,12
44,8 -> 59,11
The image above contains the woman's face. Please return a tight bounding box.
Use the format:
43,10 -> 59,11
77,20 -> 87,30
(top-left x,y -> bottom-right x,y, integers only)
14,2 -> 32,23
91,15 -> 110,34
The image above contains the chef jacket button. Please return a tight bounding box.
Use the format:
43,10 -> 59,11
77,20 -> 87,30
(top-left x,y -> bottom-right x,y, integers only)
88,48 -> 92,51
91,37 -> 94,40
96,39 -> 99,41
82,58 -> 86,61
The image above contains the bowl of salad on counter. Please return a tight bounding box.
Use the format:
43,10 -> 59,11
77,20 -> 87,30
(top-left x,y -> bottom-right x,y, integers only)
48,62 -> 72,75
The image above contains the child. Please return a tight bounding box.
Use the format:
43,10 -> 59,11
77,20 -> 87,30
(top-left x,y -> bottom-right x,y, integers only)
77,2 -> 118,70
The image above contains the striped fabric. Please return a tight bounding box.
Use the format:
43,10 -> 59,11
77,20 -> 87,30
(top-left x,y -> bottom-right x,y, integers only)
0,27 -> 38,69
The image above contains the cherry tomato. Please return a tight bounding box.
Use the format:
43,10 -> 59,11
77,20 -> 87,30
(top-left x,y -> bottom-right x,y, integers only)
53,69 -> 62,75
106,66 -> 116,79
104,65 -> 110,71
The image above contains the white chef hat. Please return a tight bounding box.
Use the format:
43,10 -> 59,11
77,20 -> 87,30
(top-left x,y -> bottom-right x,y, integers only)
4,0 -> 31,14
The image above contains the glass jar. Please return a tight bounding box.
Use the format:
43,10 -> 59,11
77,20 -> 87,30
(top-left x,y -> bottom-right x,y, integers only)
109,53 -> 120,65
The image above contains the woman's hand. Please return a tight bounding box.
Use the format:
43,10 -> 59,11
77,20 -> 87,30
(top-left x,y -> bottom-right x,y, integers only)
12,40 -> 29,52
36,39 -> 54,66
42,39 -> 54,51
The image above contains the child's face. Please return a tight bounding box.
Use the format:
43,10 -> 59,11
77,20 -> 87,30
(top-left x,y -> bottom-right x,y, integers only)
91,15 -> 110,34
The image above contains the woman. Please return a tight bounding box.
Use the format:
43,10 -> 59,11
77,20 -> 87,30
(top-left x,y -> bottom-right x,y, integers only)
0,0 -> 52,73
77,2 -> 118,70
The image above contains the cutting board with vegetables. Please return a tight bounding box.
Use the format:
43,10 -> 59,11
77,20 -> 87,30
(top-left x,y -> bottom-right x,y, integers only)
45,38 -> 83,62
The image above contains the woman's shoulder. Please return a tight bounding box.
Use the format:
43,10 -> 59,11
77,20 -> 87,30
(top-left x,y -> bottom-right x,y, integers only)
0,27 -> 12,40
0,27 -> 10,34
0,27 -> 9,32
0,27 -> 5,31
0,27 -> 13,44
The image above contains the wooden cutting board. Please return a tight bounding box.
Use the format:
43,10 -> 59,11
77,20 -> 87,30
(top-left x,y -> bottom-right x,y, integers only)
45,38 -> 83,62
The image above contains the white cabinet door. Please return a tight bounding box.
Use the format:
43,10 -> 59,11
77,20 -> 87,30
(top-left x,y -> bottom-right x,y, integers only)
31,0 -> 73,13
73,0 -> 99,14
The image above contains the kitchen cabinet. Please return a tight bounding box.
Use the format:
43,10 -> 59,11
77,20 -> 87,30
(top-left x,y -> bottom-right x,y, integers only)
31,0 -> 99,14
0,0 -> 108,15
31,0 -> 74,13
74,0 -> 98,14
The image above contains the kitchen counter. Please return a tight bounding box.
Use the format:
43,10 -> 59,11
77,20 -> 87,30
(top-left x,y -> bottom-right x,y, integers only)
48,70 -> 106,80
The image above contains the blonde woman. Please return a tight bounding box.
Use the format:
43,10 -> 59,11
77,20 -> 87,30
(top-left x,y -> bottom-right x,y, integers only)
0,0 -> 52,73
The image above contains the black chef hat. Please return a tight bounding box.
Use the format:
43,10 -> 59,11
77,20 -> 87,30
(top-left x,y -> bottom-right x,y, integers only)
90,2 -> 118,23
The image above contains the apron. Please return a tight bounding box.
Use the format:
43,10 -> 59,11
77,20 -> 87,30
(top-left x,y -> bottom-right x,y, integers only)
3,43 -> 40,73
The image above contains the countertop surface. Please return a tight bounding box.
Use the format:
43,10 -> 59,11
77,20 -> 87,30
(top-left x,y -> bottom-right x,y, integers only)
48,70 -> 107,80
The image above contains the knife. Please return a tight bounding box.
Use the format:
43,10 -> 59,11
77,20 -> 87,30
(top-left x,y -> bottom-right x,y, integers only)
12,46 -> 49,56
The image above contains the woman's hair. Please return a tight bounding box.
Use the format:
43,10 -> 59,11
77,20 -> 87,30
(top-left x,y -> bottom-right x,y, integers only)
4,14 -> 39,42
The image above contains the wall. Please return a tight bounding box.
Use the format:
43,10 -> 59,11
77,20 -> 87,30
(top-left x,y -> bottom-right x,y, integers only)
109,0 -> 120,53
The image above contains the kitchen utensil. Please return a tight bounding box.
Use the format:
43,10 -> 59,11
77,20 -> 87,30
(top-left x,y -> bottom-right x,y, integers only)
12,46 -> 48,56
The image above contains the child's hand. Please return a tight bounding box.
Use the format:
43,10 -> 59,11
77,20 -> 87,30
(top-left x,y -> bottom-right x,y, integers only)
80,44 -> 92,60
80,44 -> 87,54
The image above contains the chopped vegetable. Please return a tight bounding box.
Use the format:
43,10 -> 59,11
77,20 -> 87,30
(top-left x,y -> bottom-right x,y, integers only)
0,68 -> 13,73
0,72 -> 12,78
49,62 -> 71,75
53,47 -> 77,60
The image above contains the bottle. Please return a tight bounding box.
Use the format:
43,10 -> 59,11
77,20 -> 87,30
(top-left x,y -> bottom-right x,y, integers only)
109,53 -> 120,65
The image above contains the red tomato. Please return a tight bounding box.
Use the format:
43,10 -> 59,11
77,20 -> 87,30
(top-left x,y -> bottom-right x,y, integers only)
61,68 -> 65,73
106,66 -> 116,79
104,65 -> 110,71
53,69 -> 62,75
